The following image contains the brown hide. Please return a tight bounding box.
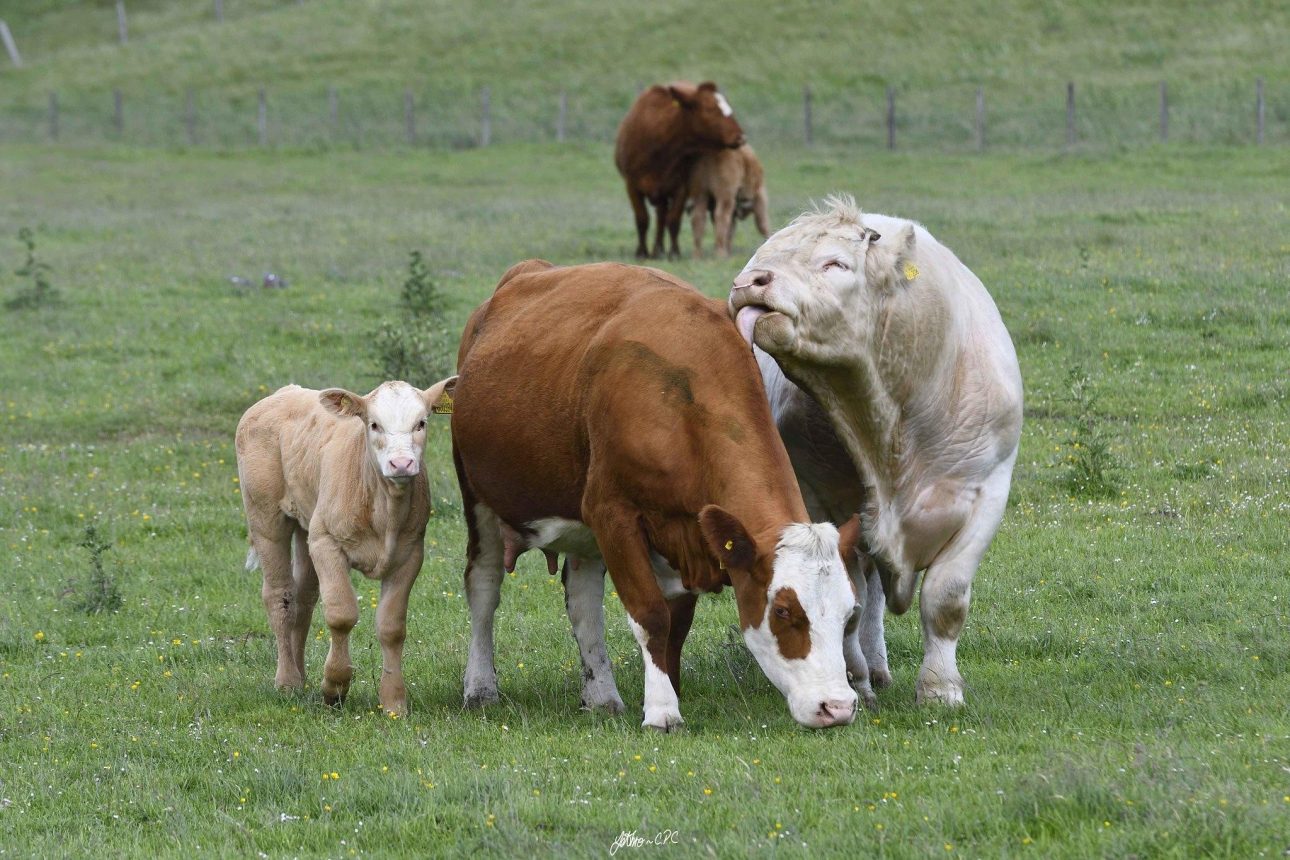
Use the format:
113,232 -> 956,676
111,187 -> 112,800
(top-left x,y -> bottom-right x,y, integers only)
614,81 -> 745,258
451,261 -> 806,616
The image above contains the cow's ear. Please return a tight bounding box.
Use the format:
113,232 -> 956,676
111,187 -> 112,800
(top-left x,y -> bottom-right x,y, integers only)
837,514 -> 863,564
423,375 -> 458,415
866,223 -> 918,286
697,81 -> 718,93
320,388 -> 367,419
699,504 -> 758,571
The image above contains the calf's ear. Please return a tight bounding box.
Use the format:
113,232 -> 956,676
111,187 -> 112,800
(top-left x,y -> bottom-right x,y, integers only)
424,375 -> 458,415
837,514 -> 863,564
319,388 -> 367,419
699,504 -> 758,571
668,83 -> 697,107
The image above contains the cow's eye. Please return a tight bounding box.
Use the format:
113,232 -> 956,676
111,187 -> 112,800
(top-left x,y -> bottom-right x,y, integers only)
822,259 -> 849,272
370,422 -> 380,432
415,420 -> 426,431
774,606 -> 791,619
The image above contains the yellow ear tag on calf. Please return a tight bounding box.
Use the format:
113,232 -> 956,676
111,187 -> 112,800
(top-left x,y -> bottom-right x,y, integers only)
431,391 -> 454,414
903,262 -> 920,281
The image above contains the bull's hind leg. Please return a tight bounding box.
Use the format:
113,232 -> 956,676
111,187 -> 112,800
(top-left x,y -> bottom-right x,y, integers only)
463,503 -> 506,707
250,524 -> 303,691
562,557 -> 624,714
288,527 -> 320,685
859,561 -> 892,689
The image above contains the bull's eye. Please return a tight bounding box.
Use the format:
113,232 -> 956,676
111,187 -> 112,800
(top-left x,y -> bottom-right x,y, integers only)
370,422 -> 380,432
415,420 -> 426,431
822,259 -> 849,272
773,606 -> 791,620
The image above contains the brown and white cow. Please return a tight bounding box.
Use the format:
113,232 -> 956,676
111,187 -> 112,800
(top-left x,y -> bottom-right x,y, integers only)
728,197 -> 1023,707
450,259 -> 860,730
688,143 -> 770,259
614,81 -> 745,260
236,378 -> 452,716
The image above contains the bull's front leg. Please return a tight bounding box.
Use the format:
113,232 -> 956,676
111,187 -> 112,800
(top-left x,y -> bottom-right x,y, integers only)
375,546 -> 423,717
307,532 -> 359,707
588,505 -> 682,731
562,557 -> 625,714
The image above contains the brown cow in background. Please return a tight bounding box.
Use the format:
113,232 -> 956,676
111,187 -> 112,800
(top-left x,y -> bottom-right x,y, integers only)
614,81 -> 744,259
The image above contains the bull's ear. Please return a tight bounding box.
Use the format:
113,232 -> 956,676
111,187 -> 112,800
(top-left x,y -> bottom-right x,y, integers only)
699,504 -> 758,571
866,223 -> 918,286
423,375 -> 458,415
320,388 -> 367,419
837,514 -> 863,564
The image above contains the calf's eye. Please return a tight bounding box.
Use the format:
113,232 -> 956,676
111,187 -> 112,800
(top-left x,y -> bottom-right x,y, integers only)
822,259 -> 849,272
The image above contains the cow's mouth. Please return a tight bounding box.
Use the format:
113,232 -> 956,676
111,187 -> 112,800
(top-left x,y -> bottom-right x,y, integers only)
735,304 -> 783,347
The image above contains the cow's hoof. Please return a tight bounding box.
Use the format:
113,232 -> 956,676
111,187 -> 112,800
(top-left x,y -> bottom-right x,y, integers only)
381,700 -> 409,719
915,676 -> 965,707
642,709 -> 684,732
870,667 -> 894,689
855,684 -> 879,712
322,691 -> 346,708
581,695 -> 626,716
463,688 -> 500,709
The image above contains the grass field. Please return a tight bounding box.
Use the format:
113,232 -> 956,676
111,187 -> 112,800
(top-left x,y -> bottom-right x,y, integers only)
1,140 -> 1288,857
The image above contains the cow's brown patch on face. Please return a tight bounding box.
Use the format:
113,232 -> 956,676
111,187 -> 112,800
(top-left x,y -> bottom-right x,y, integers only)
768,587 -> 811,659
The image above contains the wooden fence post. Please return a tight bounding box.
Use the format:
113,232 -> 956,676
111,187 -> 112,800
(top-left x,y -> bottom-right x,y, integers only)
404,88 -> 415,145
113,89 -> 124,137
214,0 -> 223,23
556,89 -> 567,142
257,87 -> 267,147
185,89 -> 196,145
480,86 -> 491,147
48,92 -> 59,141
1255,78 -> 1264,145
327,86 -> 338,141
975,86 -> 985,151
886,86 -> 896,150
1066,81 -> 1076,147
1159,81 -> 1168,142
0,20 -> 22,68
802,84 -> 813,146
116,1 -> 128,45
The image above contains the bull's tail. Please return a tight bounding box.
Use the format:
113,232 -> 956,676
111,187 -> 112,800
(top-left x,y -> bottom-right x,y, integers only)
245,546 -> 260,572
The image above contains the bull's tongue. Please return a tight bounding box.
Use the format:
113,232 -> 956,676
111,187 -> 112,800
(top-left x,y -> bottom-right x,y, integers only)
735,305 -> 768,347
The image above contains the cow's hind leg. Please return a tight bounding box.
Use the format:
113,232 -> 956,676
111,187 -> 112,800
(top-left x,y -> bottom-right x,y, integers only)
627,185 -> 650,259
562,557 -> 624,714
664,194 -> 685,259
463,503 -> 506,707
251,524 -> 303,691
860,561 -> 892,689
664,592 -> 697,695
288,527 -> 320,686
843,554 -> 877,709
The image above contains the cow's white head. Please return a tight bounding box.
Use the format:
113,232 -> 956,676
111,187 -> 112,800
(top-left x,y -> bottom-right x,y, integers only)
701,505 -> 861,728
319,377 -> 455,482
728,196 -> 917,365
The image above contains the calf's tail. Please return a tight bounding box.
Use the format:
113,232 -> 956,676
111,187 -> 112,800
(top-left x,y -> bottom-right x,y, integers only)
245,547 -> 260,572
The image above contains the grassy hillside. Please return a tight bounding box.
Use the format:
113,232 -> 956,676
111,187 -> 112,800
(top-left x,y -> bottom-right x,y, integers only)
2,0 -> 1285,103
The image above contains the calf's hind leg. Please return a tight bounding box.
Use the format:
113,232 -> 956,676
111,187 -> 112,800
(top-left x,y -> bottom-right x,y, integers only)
250,525 -> 304,691
288,528 -> 320,686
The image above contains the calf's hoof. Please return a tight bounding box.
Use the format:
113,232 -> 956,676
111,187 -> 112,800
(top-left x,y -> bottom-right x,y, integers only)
463,688 -> 500,709
381,699 -> 409,719
322,690 -> 346,708
641,708 -> 684,733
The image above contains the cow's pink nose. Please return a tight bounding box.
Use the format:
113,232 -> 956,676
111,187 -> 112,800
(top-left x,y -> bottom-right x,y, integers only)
390,457 -> 416,474
817,698 -> 857,727
732,269 -> 773,291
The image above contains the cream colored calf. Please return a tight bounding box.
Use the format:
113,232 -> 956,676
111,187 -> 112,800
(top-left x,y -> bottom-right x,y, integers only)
235,379 -> 452,716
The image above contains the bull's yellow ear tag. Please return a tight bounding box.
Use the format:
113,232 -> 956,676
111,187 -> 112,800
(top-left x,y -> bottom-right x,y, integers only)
431,391 -> 454,414
903,262 -> 919,281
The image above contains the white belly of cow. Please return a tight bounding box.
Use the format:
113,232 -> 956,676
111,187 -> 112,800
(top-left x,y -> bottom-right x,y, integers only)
524,517 -> 694,598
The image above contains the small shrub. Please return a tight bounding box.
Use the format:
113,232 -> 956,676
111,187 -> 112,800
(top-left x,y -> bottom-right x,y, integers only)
372,251 -> 454,384
1057,368 -> 1120,498
6,227 -> 58,310
66,525 -> 123,615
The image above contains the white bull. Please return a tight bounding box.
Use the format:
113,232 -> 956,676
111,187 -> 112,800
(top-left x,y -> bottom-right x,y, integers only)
728,196 -> 1022,706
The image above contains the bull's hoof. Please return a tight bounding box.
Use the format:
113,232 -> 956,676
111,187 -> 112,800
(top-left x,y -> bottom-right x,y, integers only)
915,674 -> 965,707
463,688 -> 500,709
870,667 -> 894,689
642,709 -> 684,732
581,695 -> 626,716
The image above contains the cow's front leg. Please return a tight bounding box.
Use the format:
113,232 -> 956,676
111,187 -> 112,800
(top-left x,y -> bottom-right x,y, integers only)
590,507 -> 682,731
376,547 -> 422,717
562,557 -> 625,714
307,533 -> 358,707
664,592 -> 697,694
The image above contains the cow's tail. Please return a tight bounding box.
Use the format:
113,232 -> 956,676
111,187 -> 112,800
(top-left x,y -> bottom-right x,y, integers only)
245,546 -> 260,572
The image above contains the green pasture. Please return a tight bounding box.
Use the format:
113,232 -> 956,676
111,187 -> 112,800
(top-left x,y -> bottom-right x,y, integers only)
1,142 -> 1288,857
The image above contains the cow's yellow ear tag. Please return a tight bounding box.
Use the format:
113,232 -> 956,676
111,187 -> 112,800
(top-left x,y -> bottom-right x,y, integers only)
431,391 -> 454,414
903,262 -> 920,281
724,540 -> 734,550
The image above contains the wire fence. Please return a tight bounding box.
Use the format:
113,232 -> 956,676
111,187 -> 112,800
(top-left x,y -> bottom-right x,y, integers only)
0,79 -> 1283,150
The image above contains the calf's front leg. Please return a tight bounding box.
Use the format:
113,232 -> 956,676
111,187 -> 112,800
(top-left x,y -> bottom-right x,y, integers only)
307,532 -> 359,707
